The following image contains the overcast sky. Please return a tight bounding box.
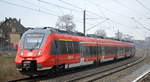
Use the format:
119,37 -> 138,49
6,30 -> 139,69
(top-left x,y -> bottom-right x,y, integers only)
0,0 -> 150,40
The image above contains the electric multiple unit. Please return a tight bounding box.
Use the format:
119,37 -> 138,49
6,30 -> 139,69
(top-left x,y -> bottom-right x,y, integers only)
15,27 -> 135,76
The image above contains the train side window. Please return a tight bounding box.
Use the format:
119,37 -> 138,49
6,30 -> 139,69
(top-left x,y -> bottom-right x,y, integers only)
66,41 -> 73,54
58,41 -> 67,54
121,47 -> 123,54
50,40 -> 58,55
88,46 -> 91,57
95,46 -> 98,56
111,47 -> 114,54
109,46 -> 112,54
112,47 -> 115,54
127,47 -> 129,52
83,46 -> 89,57
97,46 -> 102,56
77,43 -> 80,53
73,42 -> 76,54
86,46 -> 89,56
92,46 -> 97,56
118,47 -> 120,54
103,46 -> 107,55
109,47 -> 112,54
51,40 -> 80,55
114,47 -> 117,54
125,47 -> 127,53
91,46 -> 97,56
79,46 -> 84,57
91,46 -> 94,56
108,46 -> 110,54
101,46 -> 105,55
105,46 -> 108,55
106,46 -> 110,55
80,46 -> 87,57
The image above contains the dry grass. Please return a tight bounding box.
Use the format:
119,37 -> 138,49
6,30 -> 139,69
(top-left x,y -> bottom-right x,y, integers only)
0,51 -> 16,57
0,52 -> 25,81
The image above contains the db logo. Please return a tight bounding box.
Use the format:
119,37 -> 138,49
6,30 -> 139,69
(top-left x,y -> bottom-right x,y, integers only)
68,56 -> 73,59
27,52 -> 32,56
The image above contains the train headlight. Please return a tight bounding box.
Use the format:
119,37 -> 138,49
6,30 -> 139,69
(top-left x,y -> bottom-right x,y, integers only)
37,50 -> 42,56
20,50 -> 24,56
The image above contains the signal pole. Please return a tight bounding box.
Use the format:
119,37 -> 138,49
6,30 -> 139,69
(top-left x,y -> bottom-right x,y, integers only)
83,10 -> 86,36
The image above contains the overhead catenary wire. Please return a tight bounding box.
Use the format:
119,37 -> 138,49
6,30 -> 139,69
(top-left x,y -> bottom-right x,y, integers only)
85,0 -> 107,18
57,0 -> 106,19
86,0 -> 141,37
86,19 -> 109,31
85,0 -> 127,34
113,0 -> 147,17
22,0 -> 57,14
86,0 -> 132,19
87,0 -> 116,32
38,0 -> 81,12
60,0 -> 143,37
87,0 -> 150,37
0,0 -> 58,16
58,0 -> 83,11
110,19 -> 146,36
135,0 -> 150,13
131,17 -> 150,31
1,0 -> 149,39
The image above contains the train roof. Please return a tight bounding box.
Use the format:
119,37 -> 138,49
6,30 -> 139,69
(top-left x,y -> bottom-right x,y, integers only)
28,27 -> 133,43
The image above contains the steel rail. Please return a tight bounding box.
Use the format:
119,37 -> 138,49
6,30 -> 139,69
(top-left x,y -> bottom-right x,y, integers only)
66,54 -> 146,82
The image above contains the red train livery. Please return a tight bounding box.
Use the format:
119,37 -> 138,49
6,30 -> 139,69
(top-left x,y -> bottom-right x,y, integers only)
15,27 -> 135,76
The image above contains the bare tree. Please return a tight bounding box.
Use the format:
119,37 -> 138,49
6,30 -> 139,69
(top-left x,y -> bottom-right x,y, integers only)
55,14 -> 76,31
115,31 -> 123,40
95,29 -> 107,38
123,34 -> 133,41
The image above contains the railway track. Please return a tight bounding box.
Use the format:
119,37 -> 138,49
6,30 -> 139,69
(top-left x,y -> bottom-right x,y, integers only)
66,54 -> 146,82
132,70 -> 150,82
9,54 -> 144,82
45,55 -> 143,82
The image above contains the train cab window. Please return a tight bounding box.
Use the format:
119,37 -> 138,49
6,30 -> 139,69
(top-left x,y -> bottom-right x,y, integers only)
24,33 -> 44,50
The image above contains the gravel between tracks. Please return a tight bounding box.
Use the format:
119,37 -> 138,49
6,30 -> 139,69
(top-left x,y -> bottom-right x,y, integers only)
94,50 -> 149,82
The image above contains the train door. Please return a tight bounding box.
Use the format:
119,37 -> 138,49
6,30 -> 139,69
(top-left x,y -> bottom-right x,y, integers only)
123,47 -> 125,57
50,40 -> 59,66
96,45 -> 99,61
79,46 -> 85,65
100,46 -> 105,62
117,47 -> 120,59
52,40 -> 66,66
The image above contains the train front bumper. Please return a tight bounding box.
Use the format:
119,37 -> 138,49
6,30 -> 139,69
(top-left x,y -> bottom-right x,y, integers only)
16,60 -> 52,75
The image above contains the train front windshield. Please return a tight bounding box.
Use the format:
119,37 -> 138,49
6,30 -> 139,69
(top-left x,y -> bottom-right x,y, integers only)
23,33 -> 44,49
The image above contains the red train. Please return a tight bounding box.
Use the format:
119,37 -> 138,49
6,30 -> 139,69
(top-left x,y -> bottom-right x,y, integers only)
15,27 -> 135,76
